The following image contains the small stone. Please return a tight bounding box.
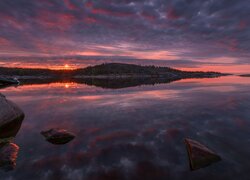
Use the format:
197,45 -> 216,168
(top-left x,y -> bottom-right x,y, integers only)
0,143 -> 19,171
184,138 -> 221,170
41,128 -> 75,145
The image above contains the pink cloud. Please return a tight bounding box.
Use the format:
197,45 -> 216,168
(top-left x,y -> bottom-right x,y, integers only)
85,1 -> 94,8
84,16 -> 97,24
91,8 -> 134,17
37,11 -> 77,30
64,0 -> 78,10
238,20 -> 248,30
0,37 -> 11,46
167,6 -> 180,20
0,13 -> 25,30
141,12 -> 156,21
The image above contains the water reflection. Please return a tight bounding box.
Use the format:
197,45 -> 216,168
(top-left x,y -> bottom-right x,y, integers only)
0,111 -> 23,172
0,84 -> 17,90
0,76 -> 250,179
0,117 -> 23,140
0,143 -> 19,172
17,77 -> 184,89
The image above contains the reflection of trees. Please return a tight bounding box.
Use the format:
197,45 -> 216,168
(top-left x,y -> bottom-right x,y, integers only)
0,84 -> 16,90
5,77 -> 182,89
78,77 -> 181,89
0,63 -> 224,89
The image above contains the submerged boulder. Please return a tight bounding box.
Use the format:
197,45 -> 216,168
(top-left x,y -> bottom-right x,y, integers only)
0,94 -> 25,139
0,143 -> 19,171
41,128 -> 75,145
184,138 -> 221,170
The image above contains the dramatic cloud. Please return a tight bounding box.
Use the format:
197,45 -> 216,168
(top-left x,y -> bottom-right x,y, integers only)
0,0 -> 249,71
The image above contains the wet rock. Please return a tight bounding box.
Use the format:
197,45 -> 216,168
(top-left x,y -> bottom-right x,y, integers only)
0,143 -> 19,171
0,94 -> 25,139
41,128 -> 75,145
0,117 -> 23,140
184,138 -> 221,170
0,94 -> 24,128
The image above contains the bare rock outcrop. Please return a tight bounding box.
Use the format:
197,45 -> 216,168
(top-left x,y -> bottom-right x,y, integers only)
0,94 -> 24,139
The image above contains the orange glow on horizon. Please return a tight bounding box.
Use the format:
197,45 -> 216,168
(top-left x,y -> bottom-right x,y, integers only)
64,64 -> 69,68
0,55 -> 250,73
63,82 -> 78,88
65,83 -> 70,88
0,82 -> 81,91
0,63 -> 249,74
0,64 -> 80,70
179,64 -> 250,74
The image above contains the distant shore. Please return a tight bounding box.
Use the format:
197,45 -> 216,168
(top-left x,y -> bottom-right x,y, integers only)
239,74 -> 250,77
0,63 -> 228,76
0,63 -> 230,86
0,63 -> 232,89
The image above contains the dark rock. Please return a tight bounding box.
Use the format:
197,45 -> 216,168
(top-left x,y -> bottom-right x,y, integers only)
0,94 -> 25,141
0,117 -> 23,140
0,94 -> 24,127
41,128 -> 75,145
0,77 -> 19,85
0,143 -> 19,171
184,138 -> 221,170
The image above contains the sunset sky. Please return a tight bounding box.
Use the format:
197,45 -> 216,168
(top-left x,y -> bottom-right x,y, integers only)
0,0 -> 249,73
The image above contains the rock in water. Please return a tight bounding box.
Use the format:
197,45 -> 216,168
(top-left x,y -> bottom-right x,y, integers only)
0,94 -> 25,139
0,77 -> 19,85
184,138 -> 221,170
0,94 -> 23,171
41,128 -> 75,145
0,143 -> 19,171
0,94 -> 24,127
0,118 -> 23,140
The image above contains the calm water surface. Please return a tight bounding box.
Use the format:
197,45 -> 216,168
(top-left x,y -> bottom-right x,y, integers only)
1,76 -> 250,180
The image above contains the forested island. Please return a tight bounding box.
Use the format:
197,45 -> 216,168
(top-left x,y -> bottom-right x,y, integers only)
0,63 -> 225,78
0,63 -> 228,88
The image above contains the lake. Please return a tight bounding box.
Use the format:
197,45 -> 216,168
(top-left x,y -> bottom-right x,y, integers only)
0,76 -> 250,180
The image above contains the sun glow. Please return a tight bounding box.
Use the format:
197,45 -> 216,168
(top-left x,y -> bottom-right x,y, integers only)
63,82 -> 78,89
65,83 -> 70,88
64,64 -> 70,69
50,64 -> 77,70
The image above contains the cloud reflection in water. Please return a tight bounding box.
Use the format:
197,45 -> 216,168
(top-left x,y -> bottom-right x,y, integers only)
0,76 -> 250,179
